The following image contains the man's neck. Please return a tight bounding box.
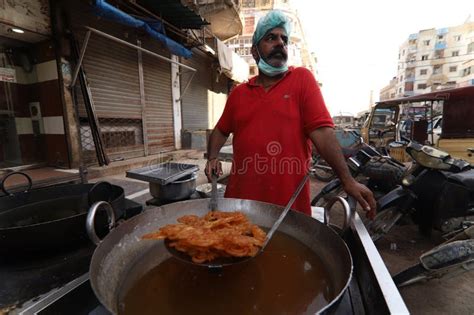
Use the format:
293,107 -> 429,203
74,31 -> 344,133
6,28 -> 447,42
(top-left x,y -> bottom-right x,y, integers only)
257,71 -> 287,88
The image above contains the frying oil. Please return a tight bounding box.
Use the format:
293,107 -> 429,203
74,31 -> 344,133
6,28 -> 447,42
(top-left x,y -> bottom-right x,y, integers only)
121,231 -> 333,315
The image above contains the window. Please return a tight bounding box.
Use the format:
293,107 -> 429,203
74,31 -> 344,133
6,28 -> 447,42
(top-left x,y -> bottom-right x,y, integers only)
454,35 -> 461,41
463,67 -> 472,76
433,65 -> 442,74
449,66 -> 457,72
423,40 -> 430,46
402,50 -> 405,56
243,17 -> 255,34
452,50 -> 459,57
417,83 -> 427,89
421,55 -> 429,61
242,0 -> 256,7
400,75 -> 403,82
446,81 -> 456,85
420,69 -> 428,75
468,43 -> 474,53
434,50 -> 444,59
437,35 -> 444,40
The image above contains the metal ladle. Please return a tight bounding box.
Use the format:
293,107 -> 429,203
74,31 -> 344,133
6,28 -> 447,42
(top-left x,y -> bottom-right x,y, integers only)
165,173 -> 311,269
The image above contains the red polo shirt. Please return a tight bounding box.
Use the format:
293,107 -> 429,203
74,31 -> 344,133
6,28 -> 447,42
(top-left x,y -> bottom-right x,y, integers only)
216,67 -> 334,215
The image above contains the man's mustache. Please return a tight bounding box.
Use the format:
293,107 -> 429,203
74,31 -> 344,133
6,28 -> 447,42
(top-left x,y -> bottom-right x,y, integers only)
268,48 -> 287,59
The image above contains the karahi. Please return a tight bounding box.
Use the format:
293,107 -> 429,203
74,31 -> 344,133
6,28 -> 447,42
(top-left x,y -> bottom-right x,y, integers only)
142,211 -> 267,263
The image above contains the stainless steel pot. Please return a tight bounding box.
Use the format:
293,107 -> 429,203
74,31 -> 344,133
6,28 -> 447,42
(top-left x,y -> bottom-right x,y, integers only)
149,172 -> 197,201
87,197 -> 353,314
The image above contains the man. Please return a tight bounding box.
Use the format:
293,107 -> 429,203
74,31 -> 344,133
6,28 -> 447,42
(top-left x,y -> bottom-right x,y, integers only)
206,10 -> 376,217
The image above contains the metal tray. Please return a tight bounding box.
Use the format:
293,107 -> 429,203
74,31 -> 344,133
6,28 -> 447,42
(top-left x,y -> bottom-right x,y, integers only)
126,162 -> 199,185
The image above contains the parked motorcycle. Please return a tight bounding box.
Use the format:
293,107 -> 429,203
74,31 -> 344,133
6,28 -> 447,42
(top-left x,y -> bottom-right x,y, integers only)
311,129 -> 369,183
311,137 -> 406,207
368,142 -> 474,241
310,154 -> 335,182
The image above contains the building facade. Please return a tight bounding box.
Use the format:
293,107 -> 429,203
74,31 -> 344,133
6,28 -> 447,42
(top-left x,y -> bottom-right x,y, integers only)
382,21 -> 474,100
226,0 -> 317,78
0,0 -> 246,173
379,77 -> 397,101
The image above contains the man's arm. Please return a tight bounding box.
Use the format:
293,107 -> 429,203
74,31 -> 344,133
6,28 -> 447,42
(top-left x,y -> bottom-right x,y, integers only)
309,127 -> 376,218
205,128 -> 228,181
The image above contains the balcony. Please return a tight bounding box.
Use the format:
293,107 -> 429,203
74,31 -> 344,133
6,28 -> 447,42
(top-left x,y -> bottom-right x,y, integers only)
435,41 -> 447,50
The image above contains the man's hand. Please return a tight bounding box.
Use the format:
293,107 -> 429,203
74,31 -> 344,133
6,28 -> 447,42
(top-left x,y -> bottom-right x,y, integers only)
205,158 -> 223,182
342,179 -> 377,219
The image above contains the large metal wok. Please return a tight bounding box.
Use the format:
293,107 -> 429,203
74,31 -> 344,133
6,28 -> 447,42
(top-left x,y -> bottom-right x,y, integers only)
88,197 -> 353,314
0,175 -> 125,255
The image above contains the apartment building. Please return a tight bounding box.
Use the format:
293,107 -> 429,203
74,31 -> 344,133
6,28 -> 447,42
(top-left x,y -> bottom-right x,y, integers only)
379,77 -> 397,101
382,21 -> 474,99
225,0 -> 317,78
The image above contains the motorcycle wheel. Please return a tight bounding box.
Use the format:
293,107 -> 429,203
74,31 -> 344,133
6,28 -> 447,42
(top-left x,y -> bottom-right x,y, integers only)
310,155 -> 335,182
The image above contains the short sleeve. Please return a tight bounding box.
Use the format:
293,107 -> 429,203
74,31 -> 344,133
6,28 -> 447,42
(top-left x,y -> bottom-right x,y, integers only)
298,68 -> 334,135
215,88 -> 238,136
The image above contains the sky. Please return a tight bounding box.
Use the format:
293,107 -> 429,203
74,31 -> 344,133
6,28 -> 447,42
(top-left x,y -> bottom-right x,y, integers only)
291,0 -> 474,116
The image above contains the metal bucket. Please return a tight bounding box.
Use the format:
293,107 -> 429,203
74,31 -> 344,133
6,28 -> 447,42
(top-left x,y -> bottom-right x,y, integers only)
149,172 -> 197,201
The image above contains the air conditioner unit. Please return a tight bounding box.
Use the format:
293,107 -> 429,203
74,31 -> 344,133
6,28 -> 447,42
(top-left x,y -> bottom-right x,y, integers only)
29,102 -> 42,121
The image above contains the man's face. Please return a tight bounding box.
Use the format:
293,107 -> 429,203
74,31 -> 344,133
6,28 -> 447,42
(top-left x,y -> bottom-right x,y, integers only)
252,27 -> 288,67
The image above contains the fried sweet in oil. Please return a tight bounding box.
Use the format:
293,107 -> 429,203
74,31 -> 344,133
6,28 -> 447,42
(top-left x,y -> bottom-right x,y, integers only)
142,211 -> 267,263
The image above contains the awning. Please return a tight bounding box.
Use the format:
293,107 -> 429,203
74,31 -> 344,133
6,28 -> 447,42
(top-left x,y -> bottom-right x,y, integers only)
93,0 -> 192,58
216,39 -> 249,83
137,0 -> 209,29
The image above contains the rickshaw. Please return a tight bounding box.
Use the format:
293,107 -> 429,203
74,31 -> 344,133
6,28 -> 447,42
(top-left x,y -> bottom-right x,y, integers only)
360,104 -> 399,153
362,86 -> 474,164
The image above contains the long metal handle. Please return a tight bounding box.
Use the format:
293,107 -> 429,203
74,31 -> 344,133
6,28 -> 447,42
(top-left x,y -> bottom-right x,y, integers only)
261,173 -> 310,250
209,173 -> 218,211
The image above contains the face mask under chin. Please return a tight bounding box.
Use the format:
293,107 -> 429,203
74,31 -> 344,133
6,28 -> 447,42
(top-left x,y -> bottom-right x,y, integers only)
257,58 -> 288,77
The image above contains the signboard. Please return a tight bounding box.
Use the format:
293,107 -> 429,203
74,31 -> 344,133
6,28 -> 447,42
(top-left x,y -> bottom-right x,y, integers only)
0,67 -> 17,83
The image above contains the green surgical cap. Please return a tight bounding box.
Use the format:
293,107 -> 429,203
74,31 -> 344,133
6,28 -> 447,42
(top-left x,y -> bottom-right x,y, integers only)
252,10 -> 291,45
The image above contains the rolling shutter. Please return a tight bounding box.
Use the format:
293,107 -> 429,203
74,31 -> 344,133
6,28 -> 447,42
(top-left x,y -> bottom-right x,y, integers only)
142,42 -> 175,154
180,51 -> 213,131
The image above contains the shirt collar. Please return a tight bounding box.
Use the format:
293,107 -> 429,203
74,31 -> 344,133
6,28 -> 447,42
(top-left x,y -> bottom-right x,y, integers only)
247,66 -> 294,87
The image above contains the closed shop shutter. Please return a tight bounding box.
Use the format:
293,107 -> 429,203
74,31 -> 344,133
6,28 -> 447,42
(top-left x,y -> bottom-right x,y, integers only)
69,4 -> 145,162
141,42 -> 175,154
181,51 -> 213,131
